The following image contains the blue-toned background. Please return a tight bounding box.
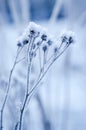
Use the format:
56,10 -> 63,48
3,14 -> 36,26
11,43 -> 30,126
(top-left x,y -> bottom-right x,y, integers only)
0,0 -> 86,130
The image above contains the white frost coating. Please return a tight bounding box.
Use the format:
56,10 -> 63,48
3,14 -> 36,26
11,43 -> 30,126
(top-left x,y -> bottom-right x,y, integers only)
16,21 -> 75,50
60,29 -> 75,44
17,22 -> 42,42
25,22 -> 42,35
17,33 -> 28,45
40,27 -> 48,36
62,30 -> 75,38
17,22 -> 49,45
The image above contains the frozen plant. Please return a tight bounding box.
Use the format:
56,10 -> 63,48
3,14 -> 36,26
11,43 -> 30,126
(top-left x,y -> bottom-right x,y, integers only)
0,22 -> 75,130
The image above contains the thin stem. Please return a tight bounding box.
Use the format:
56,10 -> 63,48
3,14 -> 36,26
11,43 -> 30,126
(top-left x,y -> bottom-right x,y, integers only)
45,42 -> 64,67
0,47 -> 22,130
16,57 -> 26,64
18,55 -> 31,130
18,37 -> 35,130
24,45 -> 70,111
26,61 -> 31,93
19,45 -> 70,119
58,41 -> 63,50
27,37 -> 35,92
19,94 -> 28,130
38,48 -> 42,72
46,42 -> 63,64
28,44 -> 70,98
18,43 -> 70,130
43,51 -> 47,72
33,40 -> 43,55
15,122 -> 19,130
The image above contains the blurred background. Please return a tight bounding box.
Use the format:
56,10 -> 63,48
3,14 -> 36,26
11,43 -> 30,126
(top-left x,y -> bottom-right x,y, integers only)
0,0 -> 86,130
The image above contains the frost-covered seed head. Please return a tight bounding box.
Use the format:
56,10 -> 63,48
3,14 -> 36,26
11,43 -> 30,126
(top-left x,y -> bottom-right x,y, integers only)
23,39 -> 29,45
41,34 -> 47,41
17,42 -> 22,47
62,36 -> 68,43
26,22 -> 41,38
30,30 -> 35,35
69,36 -> 74,44
30,29 -> 40,38
61,30 -> 75,45
17,22 -> 75,63
42,45 -> 48,52
54,47 -> 58,54
37,41 -> 41,46
17,32 -> 29,47
47,40 -> 52,46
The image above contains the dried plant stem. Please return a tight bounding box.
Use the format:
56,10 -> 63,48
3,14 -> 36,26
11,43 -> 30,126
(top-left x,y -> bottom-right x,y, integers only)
18,61 -> 31,130
38,48 -> 41,70
28,44 -> 70,98
18,38 -> 33,130
18,65 -> 31,130
0,48 -> 22,130
18,94 -> 29,130
17,36 -> 70,130
21,44 -> 70,116
46,42 -> 64,65
16,57 -> 26,64
18,44 -> 70,130
15,122 -> 19,130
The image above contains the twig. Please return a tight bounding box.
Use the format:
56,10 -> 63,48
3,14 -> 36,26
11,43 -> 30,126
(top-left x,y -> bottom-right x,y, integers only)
27,44 -> 70,98
16,57 -> 26,64
20,44 -> 70,114
18,94 -> 28,130
38,48 -> 42,72
15,122 -> 19,130
0,47 -> 23,130
21,44 -> 70,112
18,37 -> 35,130
45,41 -> 64,67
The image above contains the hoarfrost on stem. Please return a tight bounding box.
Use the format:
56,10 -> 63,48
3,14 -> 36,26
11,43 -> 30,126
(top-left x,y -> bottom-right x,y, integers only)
0,21 -> 75,130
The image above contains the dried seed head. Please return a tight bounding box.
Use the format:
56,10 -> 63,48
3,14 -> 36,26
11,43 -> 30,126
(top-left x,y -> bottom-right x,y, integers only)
23,39 -> 29,45
26,22 -> 42,38
69,36 -> 74,44
47,40 -> 52,46
61,30 -> 75,45
17,42 -> 22,47
41,34 -> 47,41
54,47 -> 58,53
17,33 -> 29,47
42,44 -> 48,52
37,41 -> 41,46
62,36 -> 68,43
